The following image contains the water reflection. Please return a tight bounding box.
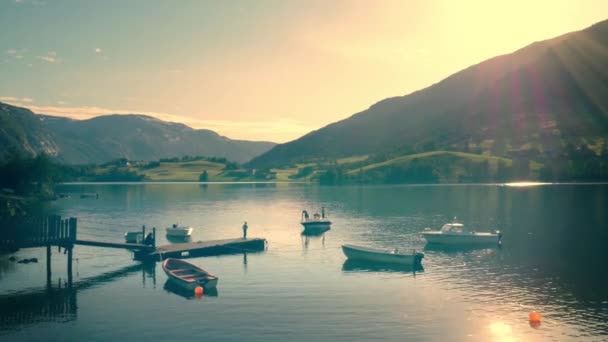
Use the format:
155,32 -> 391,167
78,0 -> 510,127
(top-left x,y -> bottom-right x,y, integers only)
0,262 -> 155,332
0,286 -> 77,331
423,243 -> 501,253
342,259 -> 424,274
163,279 -> 219,299
301,230 -> 327,250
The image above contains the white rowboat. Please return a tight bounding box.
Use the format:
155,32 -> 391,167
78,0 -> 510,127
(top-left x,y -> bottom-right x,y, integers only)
342,244 -> 424,266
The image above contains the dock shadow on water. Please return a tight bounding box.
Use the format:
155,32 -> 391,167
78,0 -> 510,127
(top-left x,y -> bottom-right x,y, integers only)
163,279 -> 219,299
342,259 -> 424,274
0,262 -> 155,333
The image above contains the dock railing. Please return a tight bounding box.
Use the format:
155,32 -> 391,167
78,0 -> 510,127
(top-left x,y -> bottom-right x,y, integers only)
0,215 -> 77,251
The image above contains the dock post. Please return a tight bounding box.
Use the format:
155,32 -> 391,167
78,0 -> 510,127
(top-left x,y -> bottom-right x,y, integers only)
67,218 -> 77,287
67,246 -> 73,287
152,227 -> 156,248
46,244 -> 52,288
142,225 -> 146,243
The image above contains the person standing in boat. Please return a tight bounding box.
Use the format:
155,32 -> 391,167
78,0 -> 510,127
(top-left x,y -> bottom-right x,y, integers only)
242,221 -> 248,239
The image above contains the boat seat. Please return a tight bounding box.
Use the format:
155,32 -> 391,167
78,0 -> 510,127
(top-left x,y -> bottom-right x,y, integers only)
182,275 -> 209,280
171,269 -> 192,274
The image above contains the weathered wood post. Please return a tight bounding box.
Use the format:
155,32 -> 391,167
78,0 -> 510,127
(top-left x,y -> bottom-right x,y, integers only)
152,227 -> 156,248
67,217 -> 77,287
141,225 -> 146,244
46,216 -> 59,287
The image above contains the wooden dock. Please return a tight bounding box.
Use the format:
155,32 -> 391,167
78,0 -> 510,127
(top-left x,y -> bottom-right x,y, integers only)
138,237 -> 267,261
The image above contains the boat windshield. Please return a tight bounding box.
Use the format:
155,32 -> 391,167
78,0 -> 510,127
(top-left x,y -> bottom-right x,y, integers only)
440,223 -> 464,233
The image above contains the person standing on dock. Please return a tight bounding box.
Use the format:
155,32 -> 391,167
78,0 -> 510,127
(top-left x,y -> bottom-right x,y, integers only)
242,221 -> 248,239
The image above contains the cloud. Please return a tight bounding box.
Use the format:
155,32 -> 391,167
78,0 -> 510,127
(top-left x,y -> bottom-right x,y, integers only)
95,48 -> 102,54
6,49 -> 17,55
0,96 -> 19,102
21,98 -> 33,103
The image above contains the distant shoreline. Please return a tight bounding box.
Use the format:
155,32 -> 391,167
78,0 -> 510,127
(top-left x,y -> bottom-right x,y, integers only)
58,181 -> 608,186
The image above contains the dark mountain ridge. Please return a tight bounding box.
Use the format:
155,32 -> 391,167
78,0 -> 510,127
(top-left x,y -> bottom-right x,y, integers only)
0,103 -> 276,164
249,19 -> 608,167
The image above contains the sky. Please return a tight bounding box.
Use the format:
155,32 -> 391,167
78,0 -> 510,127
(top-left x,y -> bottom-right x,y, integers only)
1,0 -> 607,143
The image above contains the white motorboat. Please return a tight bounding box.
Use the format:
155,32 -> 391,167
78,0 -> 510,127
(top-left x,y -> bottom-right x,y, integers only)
422,222 -> 501,245
124,231 -> 143,243
166,224 -> 193,238
342,244 -> 424,266
301,207 -> 332,231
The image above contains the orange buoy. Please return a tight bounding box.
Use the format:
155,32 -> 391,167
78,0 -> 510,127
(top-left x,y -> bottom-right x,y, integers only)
529,311 -> 541,323
194,286 -> 204,297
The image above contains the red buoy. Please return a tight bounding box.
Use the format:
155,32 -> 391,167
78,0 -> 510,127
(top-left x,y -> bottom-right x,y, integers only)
194,286 -> 204,297
529,311 -> 541,323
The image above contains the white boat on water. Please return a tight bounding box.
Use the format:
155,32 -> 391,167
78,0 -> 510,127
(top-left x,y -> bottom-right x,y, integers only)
342,244 -> 424,266
422,222 -> 501,245
301,207 -> 332,231
124,231 -> 143,243
166,224 -> 193,238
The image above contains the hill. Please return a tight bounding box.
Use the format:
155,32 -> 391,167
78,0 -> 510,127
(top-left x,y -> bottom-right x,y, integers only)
249,19 -> 608,168
0,102 -> 276,164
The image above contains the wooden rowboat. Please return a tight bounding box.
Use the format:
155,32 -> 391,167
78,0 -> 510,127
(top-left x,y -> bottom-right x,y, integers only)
162,258 -> 219,290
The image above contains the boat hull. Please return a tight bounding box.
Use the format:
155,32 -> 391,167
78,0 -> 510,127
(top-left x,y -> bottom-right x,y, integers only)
301,221 -> 331,231
422,232 -> 499,245
342,244 -> 424,266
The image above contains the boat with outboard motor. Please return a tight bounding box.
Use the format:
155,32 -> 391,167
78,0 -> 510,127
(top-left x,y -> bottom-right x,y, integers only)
422,220 -> 501,245
301,207 -> 332,231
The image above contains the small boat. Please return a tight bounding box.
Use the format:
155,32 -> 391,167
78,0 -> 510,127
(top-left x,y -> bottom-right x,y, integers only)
124,231 -> 143,243
162,258 -> 219,290
301,207 -> 332,231
342,244 -> 424,266
166,224 -> 193,238
422,221 -> 501,245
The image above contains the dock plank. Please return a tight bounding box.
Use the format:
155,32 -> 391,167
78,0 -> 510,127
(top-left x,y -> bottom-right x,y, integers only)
75,239 -> 154,251
146,237 -> 266,260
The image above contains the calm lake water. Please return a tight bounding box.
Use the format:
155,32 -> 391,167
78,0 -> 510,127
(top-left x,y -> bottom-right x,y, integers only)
1,183 -> 607,341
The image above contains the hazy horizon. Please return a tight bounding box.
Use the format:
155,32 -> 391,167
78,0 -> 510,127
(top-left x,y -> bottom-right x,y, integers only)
1,0 -> 607,142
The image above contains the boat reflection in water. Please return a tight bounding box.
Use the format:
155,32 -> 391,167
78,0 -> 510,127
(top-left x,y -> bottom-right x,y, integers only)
163,279 -> 218,299
342,259 -> 424,274
423,243 -> 500,253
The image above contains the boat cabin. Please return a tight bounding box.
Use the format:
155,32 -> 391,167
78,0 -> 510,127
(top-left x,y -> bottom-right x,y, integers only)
440,223 -> 464,233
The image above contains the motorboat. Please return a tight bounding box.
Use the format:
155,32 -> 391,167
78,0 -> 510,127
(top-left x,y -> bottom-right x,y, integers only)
301,207 -> 332,231
342,244 -> 424,266
166,224 -> 193,238
162,258 -> 218,290
422,222 -> 501,245
124,231 -> 143,243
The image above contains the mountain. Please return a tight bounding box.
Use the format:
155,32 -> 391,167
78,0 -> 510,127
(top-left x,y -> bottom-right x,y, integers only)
249,19 -> 608,168
0,103 -> 276,164
0,103 -> 59,157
